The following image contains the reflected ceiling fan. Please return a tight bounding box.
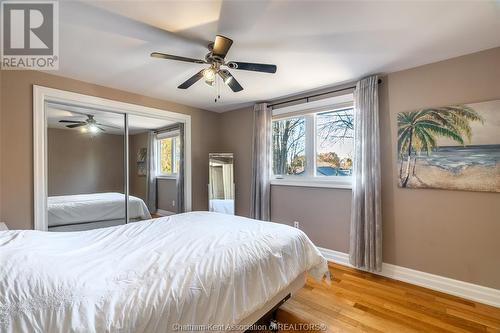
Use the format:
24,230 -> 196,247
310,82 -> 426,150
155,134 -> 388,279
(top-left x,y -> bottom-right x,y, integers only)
151,35 -> 277,96
59,115 -> 120,133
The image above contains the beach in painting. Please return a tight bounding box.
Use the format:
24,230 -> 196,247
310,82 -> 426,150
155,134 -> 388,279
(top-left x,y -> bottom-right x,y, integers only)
397,99 -> 500,193
399,145 -> 500,192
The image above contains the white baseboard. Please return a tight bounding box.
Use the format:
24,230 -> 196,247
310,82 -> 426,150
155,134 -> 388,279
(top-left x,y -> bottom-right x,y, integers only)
156,209 -> 176,216
317,247 -> 500,308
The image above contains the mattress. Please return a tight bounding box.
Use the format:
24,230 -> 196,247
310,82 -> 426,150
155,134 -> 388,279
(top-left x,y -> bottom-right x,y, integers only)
48,192 -> 152,227
0,212 -> 327,333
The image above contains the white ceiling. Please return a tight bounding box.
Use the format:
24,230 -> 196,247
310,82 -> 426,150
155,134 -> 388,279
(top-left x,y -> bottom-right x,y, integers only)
55,1 -> 500,112
47,104 -> 176,135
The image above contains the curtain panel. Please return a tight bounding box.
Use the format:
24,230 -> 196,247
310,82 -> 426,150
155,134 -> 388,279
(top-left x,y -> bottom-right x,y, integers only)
349,75 -> 383,272
145,131 -> 158,213
250,103 -> 272,221
176,123 -> 185,213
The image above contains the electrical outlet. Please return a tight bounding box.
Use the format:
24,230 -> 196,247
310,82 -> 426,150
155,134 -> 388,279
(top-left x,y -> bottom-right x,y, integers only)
172,200 -> 176,207
294,221 -> 300,229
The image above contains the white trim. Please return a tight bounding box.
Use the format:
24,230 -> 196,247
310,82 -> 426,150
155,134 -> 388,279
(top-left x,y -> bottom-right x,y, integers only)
156,209 -> 176,217
317,247 -> 500,308
33,85 -> 192,231
304,114 -> 315,177
271,178 -> 352,189
156,173 -> 177,180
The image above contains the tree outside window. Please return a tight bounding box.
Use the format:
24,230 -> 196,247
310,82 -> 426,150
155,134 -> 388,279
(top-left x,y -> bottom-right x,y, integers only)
272,107 -> 354,178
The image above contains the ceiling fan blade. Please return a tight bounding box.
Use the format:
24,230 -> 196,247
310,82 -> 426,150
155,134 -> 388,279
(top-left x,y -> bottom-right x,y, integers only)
178,69 -> 205,89
212,35 -> 233,58
219,70 -> 243,92
97,126 -> 106,132
151,52 -> 205,64
96,123 -> 121,130
66,123 -> 87,128
59,120 -> 85,124
227,61 -> 277,73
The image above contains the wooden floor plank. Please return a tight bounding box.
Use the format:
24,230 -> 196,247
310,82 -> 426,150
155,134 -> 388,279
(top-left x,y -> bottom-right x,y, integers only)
261,262 -> 500,333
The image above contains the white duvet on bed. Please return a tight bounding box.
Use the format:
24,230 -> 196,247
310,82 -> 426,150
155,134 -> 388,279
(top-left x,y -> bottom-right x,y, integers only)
48,192 -> 152,227
0,212 -> 327,333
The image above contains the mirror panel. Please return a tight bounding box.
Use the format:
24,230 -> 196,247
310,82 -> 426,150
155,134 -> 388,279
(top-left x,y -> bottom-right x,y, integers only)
46,103 -> 126,231
209,153 -> 235,215
128,115 -> 185,219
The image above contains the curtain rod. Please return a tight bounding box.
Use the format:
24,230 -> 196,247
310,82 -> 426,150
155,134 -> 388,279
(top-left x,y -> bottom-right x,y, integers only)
268,78 -> 382,109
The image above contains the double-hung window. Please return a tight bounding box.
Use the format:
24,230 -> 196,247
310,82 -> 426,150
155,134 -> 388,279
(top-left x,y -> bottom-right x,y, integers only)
271,94 -> 354,188
157,131 -> 180,177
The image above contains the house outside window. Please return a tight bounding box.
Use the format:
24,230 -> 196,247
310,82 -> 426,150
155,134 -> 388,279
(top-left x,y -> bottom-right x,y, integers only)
271,94 -> 354,188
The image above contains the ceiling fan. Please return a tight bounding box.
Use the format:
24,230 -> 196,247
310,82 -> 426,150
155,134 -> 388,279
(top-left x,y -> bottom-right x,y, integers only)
151,35 -> 277,94
59,115 -> 120,133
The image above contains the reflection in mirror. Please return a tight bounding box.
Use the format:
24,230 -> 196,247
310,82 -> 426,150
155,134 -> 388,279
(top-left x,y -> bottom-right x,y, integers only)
209,153 -> 235,215
128,115 -> 185,218
46,102 -> 127,231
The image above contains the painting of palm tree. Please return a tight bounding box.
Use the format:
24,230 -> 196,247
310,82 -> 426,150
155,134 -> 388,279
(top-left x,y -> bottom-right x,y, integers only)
397,100 -> 500,192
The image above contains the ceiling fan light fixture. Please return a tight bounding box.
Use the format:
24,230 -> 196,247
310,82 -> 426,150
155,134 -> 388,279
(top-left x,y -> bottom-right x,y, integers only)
203,67 -> 216,82
89,124 -> 99,134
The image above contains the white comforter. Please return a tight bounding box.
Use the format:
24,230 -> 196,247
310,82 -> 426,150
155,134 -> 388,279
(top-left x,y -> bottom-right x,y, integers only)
0,212 -> 327,333
48,192 -> 152,226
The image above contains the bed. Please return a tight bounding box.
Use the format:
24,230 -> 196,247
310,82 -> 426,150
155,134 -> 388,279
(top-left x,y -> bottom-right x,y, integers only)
48,192 -> 152,231
0,212 -> 327,332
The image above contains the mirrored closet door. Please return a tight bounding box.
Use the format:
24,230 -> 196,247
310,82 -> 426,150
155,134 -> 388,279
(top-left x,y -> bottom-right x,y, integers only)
45,105 -> 187,232
46,103 -> 126,231
128,115 -> 185,219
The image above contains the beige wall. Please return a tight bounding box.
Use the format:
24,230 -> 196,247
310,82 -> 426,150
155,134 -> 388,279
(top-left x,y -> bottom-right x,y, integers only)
381,47 -> 500,289
219,107 -> 254,216
0,70 -> 221,230
47,128 -> 124,196
158,178 -> 177,213
219,47 -> 500,289
129,132 -> 178,213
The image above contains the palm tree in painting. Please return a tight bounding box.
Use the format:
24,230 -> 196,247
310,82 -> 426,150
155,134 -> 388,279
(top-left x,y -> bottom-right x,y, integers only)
398,105 -> 483,187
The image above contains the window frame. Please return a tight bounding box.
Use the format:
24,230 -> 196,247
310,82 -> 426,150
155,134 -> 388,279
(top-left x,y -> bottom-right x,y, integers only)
270,97 -> 354,189
156,131 -> 180,178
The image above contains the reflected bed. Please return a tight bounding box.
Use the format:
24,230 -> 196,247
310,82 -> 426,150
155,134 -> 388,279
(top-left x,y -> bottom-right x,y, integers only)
47,192 -> 151,231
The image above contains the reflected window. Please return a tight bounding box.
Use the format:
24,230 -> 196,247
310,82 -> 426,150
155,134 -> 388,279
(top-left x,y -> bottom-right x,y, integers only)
157,134 -> 180,176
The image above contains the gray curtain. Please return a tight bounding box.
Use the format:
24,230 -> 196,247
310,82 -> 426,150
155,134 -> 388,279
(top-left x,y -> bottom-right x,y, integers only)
176,123 -> 185,213
145,131 -> 157,213
250,103 -> 271,221
349,75 -> 382,272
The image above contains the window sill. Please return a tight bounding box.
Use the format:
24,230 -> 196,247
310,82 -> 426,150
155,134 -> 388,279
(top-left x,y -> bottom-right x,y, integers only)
270,179 -> 352,189
156,175 -> 177,180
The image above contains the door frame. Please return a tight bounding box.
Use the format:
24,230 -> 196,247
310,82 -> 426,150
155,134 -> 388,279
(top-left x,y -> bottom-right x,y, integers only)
33,85 -> 192,231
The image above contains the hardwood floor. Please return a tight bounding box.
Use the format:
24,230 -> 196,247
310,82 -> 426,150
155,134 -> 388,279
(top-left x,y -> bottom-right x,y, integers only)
272,262 -> 500,333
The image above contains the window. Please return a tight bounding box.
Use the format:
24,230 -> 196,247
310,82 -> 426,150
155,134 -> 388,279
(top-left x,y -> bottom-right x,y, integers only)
271,98 -> 354,188
157,133 -> 180,176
